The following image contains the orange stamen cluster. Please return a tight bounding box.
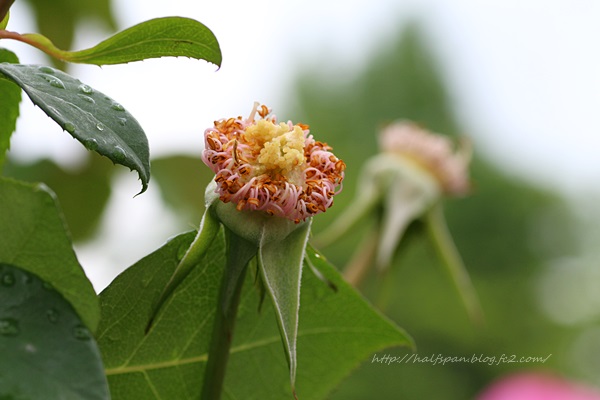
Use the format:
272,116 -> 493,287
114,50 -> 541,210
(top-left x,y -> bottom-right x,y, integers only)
202,104 -> 345,222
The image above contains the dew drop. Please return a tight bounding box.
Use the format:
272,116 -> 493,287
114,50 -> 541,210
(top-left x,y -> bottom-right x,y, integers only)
22,272 -> 33,284
25,343 -> 37,353
42,281 -> 55,291
1,272 -> 15,287
0,318 -> 20,337
85,138 -> 98,151
73,325 -> 91,341
46,308 -> 59,324
77,94 -> 95,104
117,117 -> 127,126
111,102 -> 125,111
113,146 -> 126,162
47,106 -> 61,116
64,122 -> 75,134
37,66 -> 55,74
37,74 -> 66,89
96,122 -> 105,131
78,84 -> 93,95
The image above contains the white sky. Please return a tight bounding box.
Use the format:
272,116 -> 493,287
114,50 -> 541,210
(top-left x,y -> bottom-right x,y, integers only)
3,0 -> 600,289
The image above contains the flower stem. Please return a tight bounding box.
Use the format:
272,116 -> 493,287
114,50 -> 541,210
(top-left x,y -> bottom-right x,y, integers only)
343,227 -> 379,287
425,202 -> 484,325
201,228 -> 257,400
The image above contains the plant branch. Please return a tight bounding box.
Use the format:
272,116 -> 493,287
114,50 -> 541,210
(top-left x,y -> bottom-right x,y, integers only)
425,202 -> 484,325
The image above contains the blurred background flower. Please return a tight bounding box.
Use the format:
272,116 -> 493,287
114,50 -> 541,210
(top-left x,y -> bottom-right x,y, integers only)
2,0 -> 600,398
477,372 -> 600,400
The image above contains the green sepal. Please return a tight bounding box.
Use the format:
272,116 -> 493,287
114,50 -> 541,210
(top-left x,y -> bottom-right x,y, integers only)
258,218 -> 312,393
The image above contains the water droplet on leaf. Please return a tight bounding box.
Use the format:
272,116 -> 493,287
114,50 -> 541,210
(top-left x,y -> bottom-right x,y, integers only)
96,123 -> 105,131
0,318 -> 20,337
50,79 -> 65,89
117,118 -> 127,126
113,146 -> 126,162
73,325 -> 91,341
22,272 -> 33,284
64,122 -> 75,133
84,138 -> 98,151
48,106 -> 61,116
25,343 -> 37,353
42,281 -> 54,291
1,272 -> 15,287
77,94 -> 95,104
111,102 -> 125,111
46,308 -> 59,324
78,84 -> 93,95
37,74 -> 65,89
37,66 -> 55,74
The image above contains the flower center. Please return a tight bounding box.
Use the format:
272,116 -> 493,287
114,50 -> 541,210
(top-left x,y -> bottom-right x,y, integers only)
244,119 -> 306,184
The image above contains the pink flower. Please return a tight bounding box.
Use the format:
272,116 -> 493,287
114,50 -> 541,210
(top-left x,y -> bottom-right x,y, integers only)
202,103 -> 345,223
478,372 -> 600,400
379,121 -> 470,196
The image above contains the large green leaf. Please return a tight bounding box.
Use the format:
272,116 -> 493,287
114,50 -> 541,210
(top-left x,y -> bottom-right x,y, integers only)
0,263 -> 109,399
0,178 -> 99,331
0,48 -> 20,169
0,63 -> 150,193
0,17 -> 221,67
98,229 -> 411,399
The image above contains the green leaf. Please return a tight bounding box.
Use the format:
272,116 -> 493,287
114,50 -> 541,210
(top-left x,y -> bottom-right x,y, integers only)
258,219 -> 311,391
0,48 -> 20,169
0,63 -> 150,193
0,16 -> 222,67
98,229 -> 411,399
229,246 -> 414,399
0,263 -> 109,400
0,178 -> 100,331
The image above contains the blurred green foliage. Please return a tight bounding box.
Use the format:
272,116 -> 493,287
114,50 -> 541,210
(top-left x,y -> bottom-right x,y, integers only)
4,154 -> 112,240
285,23 -> 579,399
23,0 -> 116,68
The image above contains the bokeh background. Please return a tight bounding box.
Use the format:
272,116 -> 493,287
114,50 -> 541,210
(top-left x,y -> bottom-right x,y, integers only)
3,0 -> 600,398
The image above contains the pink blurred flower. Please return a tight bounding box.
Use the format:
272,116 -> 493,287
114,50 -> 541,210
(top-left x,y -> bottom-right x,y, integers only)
478,372 -> 600,400
379,121 -> 470,196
